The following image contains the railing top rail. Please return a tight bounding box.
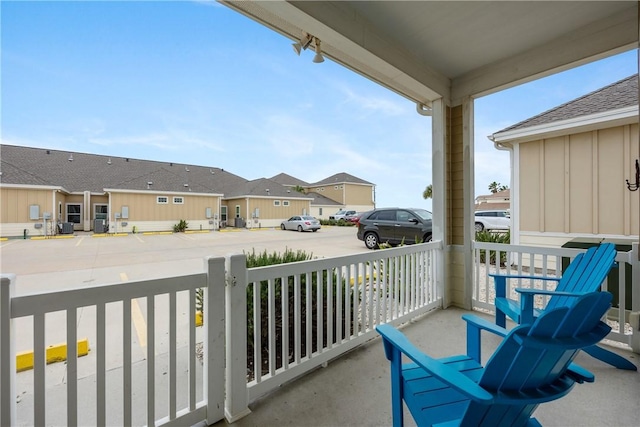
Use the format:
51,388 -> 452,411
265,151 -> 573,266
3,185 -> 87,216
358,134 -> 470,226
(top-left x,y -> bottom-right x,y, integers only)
473,241 -> 635,263
246,240 -> 442,283
11,272 -> 207,318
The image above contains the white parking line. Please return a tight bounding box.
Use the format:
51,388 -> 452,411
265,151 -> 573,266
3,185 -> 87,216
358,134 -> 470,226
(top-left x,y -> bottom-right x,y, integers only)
134,234 -> 144,243
120,272 -> 147,348
75,236 -> 85,247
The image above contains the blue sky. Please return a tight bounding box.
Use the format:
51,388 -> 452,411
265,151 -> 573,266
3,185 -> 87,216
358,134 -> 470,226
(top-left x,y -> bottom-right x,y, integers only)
2,1 -> 637,210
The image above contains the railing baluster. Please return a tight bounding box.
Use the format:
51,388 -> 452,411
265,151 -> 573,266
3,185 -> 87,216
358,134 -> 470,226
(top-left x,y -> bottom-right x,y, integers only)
33,313 -> 45,427
0,275 -> 16,427
147,296 -> 155,426
123,298 -> 132,426
253,281 -> 261,381
367,262 -> 374,330
67,307 -> 78,427
169,292 -> 177,420
306,272 -> 312,358
282,276 -> 289,369
97,302 -> 106,427
294,274 -> 301,363
268,279 -> 275,374
345,265 -> 352,339
336,268 -> 343,345
326,269 -> 333,350
352,264 -> 359,336
316,270 -> 324,354
189,289 -> 196,411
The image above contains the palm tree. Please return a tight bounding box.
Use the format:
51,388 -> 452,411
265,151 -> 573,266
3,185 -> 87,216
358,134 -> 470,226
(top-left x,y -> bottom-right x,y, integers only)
422,184 -> 433,200
293,185 -> 306,194
488,182 -> 509,194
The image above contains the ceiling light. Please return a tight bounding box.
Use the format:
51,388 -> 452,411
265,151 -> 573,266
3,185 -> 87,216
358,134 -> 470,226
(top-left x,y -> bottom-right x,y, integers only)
313,38 -> 325,63
292,32 -> 312,55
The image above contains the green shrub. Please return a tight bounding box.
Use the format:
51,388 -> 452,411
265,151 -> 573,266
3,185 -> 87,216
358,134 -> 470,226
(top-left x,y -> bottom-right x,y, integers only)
173,219 -> 188,232
319,219 -> 356,227
245,248 -> 354,379
475,230 -> 510,265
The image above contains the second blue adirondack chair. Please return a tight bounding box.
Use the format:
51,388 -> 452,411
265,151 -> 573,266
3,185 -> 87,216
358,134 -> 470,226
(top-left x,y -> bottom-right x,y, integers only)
490,242 -> 635,371
377,291 -> 614,427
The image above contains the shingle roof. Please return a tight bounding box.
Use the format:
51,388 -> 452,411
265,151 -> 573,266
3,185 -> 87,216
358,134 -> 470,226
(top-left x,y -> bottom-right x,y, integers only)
269,173 -> 309,187
0,145 -> 246,195
223,177 -> 309,199
311,172 -> 373,186
307,192 -> 342,206
495,75 -> 638,134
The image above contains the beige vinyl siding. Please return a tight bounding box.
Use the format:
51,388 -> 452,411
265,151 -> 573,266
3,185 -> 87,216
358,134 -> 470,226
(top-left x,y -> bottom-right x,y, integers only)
0,188 -> 54,223
110,192 -> 220,222
343,184 -> 373,206
518,124 -> 639,240
316,185 -> 343,204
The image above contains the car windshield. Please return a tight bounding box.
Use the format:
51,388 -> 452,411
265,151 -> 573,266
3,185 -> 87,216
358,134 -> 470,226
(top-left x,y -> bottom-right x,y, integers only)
412,209 -> 432,221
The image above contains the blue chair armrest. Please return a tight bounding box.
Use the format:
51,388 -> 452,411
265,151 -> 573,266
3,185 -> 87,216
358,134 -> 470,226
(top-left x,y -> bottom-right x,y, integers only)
515,288 -> 586,324
462,314 -> 508,362
376,324 -> 493,403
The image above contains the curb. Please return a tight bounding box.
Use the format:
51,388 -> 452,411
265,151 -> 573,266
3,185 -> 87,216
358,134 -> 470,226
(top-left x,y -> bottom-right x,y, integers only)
92,233 -> 128,238
31,235 -> 76,240
16,338 -> 90,372
141,231 -> 173,236
184,230 -> 210,234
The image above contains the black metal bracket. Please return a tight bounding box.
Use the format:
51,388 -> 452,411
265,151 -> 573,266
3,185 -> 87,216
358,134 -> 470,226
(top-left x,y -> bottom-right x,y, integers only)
626,159 -> 639,191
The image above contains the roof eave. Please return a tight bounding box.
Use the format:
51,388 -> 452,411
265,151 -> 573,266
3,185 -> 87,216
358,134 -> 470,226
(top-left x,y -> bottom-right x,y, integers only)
491,106 -> 638,144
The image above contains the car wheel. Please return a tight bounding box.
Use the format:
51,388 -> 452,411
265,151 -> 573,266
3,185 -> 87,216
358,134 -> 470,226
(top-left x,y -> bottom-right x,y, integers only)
312,229 -> 318,232
475,222 -> 484,232
364,232 -> 379,250
281,224 -> 286,230
298,225 -> 303,232
423,234 -> 432,243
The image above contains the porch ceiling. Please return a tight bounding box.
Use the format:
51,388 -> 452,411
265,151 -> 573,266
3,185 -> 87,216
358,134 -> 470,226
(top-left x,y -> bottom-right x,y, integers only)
220,1 -> 637,105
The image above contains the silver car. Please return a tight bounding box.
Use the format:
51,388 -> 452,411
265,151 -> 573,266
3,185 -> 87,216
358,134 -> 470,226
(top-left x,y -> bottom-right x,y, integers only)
280,215 -> 321,232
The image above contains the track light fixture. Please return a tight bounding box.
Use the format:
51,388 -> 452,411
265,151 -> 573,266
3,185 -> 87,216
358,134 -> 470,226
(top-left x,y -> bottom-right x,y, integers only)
292,32 -> 313,55
292,32 -> 324,64
313,38 -> 325,63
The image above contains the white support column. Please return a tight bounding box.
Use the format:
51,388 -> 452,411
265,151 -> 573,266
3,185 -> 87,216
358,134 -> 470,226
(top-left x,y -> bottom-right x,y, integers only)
630,243 -> 640,353
0,275 -> 17,427
463,96 -> 475,310
204,257 -> 226,424
431,98 -> 447,305
225,254 -> 251,422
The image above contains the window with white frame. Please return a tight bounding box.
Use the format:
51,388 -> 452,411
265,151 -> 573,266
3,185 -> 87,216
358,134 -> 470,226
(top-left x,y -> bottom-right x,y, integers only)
274,200 -> 281,206
283,200 -> 290,206
157,196 -> 168,204
173,197 -> 184,204
235,205 -> 240,218
66,203 -> 82,224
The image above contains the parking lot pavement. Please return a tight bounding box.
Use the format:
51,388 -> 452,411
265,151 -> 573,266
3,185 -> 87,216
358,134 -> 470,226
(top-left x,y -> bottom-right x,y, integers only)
1,226 -> 367,291
2,226 -> 368,378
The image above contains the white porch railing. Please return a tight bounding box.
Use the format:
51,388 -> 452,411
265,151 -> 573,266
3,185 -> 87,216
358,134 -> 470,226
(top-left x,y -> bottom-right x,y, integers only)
1,258 -> 226,427
0,242 -> 443,426
472,241 -> 640,352
225,241 -> 442,420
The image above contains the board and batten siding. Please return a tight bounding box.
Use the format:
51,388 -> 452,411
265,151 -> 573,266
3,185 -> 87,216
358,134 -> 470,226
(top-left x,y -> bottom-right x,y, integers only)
110,192 -> 220,222
519,124 -> 639,243
343,184 -> 374,206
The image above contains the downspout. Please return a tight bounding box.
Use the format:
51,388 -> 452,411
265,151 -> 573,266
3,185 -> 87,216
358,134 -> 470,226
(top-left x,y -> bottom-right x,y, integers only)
489,135 -> 516,246
416,103 -> 433,117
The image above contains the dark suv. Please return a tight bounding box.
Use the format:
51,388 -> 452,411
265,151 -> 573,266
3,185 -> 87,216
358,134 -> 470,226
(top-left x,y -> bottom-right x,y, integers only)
356,208 -> 433,249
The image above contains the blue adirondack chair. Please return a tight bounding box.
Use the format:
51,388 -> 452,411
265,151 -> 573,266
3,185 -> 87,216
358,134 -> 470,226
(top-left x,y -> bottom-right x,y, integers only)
377,291 -> 613,427
490,243 -> 636,371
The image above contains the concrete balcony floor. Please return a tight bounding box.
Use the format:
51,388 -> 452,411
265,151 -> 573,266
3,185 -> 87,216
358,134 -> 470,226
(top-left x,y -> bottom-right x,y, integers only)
213,307 -> 639,427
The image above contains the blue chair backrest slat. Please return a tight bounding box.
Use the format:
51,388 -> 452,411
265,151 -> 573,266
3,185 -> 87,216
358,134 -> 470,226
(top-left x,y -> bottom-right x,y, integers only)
545,244 -> 616,311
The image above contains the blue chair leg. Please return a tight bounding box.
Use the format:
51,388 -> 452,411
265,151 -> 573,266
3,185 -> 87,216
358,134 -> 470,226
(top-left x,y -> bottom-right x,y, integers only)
583,345 -> 638,371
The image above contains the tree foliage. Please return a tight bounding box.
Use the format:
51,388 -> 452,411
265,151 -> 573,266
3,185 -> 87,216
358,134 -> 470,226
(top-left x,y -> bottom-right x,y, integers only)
488,181 -> 508,193
422,184 -> 433,200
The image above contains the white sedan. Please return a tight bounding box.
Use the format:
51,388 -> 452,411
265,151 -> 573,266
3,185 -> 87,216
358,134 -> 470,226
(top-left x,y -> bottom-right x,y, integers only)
280,216 -> 321,232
